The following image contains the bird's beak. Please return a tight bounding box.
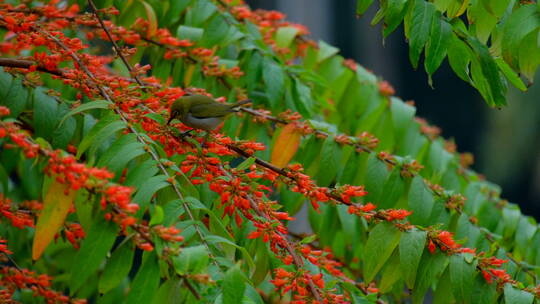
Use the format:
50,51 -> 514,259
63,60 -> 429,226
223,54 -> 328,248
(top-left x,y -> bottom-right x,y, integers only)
167,115 -> 174,125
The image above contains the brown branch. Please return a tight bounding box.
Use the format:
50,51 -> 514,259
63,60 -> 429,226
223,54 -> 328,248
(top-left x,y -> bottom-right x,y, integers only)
0,58 -> 64,76
87,0 -> 145,88
224,141 -> 357,207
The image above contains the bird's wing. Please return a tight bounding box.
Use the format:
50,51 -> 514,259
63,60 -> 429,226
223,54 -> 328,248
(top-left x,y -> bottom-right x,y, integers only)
190,102 -> 234,118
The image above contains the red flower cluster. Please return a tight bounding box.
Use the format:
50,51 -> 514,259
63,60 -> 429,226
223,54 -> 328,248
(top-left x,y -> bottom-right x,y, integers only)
335,185 -> 367,203
271,268 -> 347,304
378,80 -> 395,96
479,256 -> 511,284
0,267 -> 86,304
428,230 -> 462,254
0,106 -> 10,116
383,209 -> 413,221
63,223 -> 85,249
356,131 -> 379,150
153,225 -> 184,242
46,152 -> 114,190
347,203 -> 377,218
0,238 -> 12,255
229,6 -> 313,58
299,245 -> 345,278
0,195 -> 35,229
416,117 -> 441,140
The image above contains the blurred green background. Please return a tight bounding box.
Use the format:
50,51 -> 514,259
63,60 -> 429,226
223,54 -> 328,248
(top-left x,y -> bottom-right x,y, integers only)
247,0 -> 540,217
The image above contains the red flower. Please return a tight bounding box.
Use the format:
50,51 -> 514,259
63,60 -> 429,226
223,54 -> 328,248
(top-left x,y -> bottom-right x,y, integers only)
0,239 -> 12,255
0,106 -> 10,116
386,209 -> 412,221
428,240 -> 436,254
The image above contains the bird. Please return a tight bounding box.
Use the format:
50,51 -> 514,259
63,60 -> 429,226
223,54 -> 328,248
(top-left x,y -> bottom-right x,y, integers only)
167,94 -> 251,131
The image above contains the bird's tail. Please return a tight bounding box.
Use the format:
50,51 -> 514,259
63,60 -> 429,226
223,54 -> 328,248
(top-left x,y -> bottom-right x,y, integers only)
230,99 -> 251,110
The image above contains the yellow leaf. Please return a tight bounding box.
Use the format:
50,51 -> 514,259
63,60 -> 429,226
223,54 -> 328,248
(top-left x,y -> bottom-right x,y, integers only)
271,124 -> 302,168
183,64 -> 196,86
447,0 -> 469,18
139,0 -> 158,37
32,178 -> 76,260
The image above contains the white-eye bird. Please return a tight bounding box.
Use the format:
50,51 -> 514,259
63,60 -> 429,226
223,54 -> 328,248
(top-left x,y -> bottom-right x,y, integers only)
167,94 -> 251,131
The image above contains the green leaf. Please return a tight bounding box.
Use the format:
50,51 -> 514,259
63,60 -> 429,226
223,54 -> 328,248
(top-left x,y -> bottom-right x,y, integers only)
427,139 -> 453,179
124,159 -> 159,187
205,235 -> 255,273
515,217 -> 537,254
378,168 -> 405,209
399,229 -> 427,288
172,245 -> 210,275
144,112 -> 166,125
236,157 -> 256,171
425,17 -> 452,82
33,88 -> 59,141
383,0 -> 408,37
413,253 -> 449,304
98,242 -> 135,294
518,29 -> 540,82
317,40 -> 339,63
481,0 -> 511,17
149,205 -> 164,226
189,0 -> 217,26
379,250 -> 402,292
76,114 -> 126,158
357,0 -> 375,16
466,36 -> 507,107
132,175 -> 169,213
152,279 -> 183,304
364,222 -> 402,282
262,58 -> 285,109
446,0 -> 469,18
501,5 -> 540,69
364,153 -> 390,204
223,265 -> 246,304
0,73 -> 28,118
275,26 -> 299,48
315,136 -> 341,187
70,219 -> 118,294
408,0 -> 436,68
97,134 -> 145,174
447,33 -> 471,82
449,254 -> 476,303
502,205 -> 521,238
52,104 -> 76,149
59,100 -> 111,127
495,58 -> 527,91
391,97 -> 416,140
163,0 -> 192,26
177,25 -> 204,41
503,284 -> 534,304
126,251 -> 161,303
202,15 -> 229,47
408,176 -> 434,226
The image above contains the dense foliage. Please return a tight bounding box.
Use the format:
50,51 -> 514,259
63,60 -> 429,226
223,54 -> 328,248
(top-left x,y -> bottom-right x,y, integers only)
358,0 -> 540,107
0,0 -> 539,303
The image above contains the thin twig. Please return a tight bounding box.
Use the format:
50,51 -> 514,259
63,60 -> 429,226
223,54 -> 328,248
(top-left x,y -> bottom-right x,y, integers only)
87,0 -> 145,88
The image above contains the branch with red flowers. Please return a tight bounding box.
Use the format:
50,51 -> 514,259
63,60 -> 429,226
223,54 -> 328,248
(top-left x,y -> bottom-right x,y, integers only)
1,2 -> 539,301
0,239 -> 86,304
237,107 -> 540,283
0,113 -> 206,300
0,265 -> 86,304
